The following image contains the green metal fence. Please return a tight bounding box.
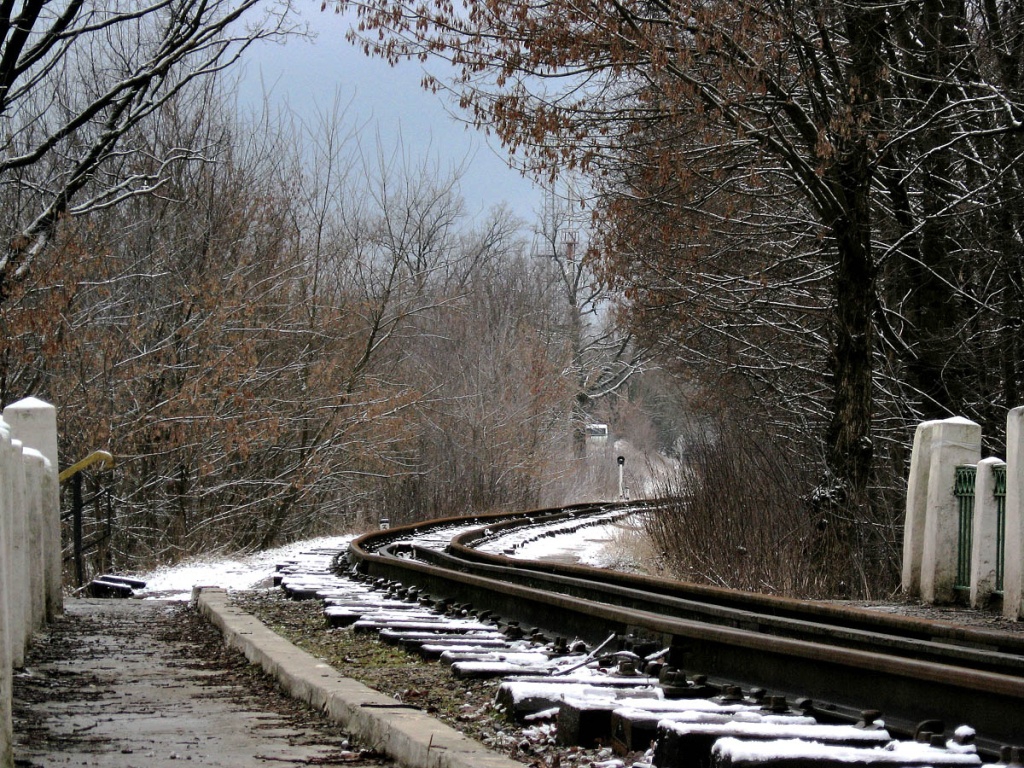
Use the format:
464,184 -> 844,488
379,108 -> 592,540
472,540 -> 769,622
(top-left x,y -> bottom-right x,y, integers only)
953,464 -> 976,591
952,463 -> 1007,595
994,464 -> 1006,593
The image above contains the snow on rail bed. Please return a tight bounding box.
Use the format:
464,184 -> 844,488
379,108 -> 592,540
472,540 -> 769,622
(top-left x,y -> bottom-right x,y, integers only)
128,532 -> 986,768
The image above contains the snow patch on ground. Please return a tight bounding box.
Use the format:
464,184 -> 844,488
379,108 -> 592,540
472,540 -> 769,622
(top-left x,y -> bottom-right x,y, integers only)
135,510 -> 644,602
138,535 -> 355,601
136,514 -> 638,602
511,522 -> 625,564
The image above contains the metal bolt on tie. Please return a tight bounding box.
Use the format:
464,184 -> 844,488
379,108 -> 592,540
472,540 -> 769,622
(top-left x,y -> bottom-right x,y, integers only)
762,695 -> 788,714
644,660 -> 664,677
719,685 -> 744,703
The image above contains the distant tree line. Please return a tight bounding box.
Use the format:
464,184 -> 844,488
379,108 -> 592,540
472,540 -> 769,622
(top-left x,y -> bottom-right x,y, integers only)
0,2 -> 652,575
1,86 -> 649,571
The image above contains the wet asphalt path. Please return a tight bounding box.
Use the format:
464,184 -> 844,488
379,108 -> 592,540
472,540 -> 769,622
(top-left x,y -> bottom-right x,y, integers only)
12,598 -> 390,767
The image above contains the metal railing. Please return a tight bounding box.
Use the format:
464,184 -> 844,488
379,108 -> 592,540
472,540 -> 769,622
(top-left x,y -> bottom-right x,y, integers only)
59,451 -> 115,587
994,464 -> 1006,593
953,462 -> 1007,596
953,464 -> 976,591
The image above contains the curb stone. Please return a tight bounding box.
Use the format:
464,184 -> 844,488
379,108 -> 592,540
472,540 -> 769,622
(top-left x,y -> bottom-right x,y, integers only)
194,586 -> 524,768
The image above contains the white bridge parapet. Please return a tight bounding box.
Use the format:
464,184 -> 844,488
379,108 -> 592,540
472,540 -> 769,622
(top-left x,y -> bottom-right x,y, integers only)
902,406 -> 1024,620
0,397 -> 61,768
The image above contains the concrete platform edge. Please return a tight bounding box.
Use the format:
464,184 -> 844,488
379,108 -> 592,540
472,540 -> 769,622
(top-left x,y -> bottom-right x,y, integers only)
194,586 -> 522,768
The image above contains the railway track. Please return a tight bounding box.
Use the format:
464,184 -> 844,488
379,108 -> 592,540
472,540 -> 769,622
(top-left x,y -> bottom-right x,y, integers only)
274,501 -> 1023,765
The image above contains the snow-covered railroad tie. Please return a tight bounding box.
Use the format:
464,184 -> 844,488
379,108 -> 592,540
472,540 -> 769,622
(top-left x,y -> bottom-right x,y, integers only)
271,519 -> 995,768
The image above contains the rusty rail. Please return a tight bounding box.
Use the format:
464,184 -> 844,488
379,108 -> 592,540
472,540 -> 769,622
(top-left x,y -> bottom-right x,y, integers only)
346,504 -> 1024,758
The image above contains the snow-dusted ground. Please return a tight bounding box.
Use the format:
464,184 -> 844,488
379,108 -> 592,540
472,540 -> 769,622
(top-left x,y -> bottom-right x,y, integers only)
513,521 -> 622,562
131,523 -> 986,766
472,508 -> 650,571
136,519 -> 633,601
138,535 -> 355,601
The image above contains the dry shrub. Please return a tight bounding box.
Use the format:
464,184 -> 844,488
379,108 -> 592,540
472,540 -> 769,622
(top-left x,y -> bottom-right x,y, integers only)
643,415 -> 855,598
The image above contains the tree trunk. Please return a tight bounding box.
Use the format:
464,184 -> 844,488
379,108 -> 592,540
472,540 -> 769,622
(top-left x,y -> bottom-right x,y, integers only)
823,0 -> 886,504
826,215 -> 876,501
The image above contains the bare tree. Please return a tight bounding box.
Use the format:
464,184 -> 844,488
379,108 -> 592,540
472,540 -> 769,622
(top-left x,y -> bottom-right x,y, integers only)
531,184 -> 642,457
0,0 -> 295,304
337,0 -> 1024,502
385,245 -> 572,522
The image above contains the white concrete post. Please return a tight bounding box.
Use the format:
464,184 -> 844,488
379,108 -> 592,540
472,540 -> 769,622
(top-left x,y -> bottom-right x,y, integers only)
1003,407 -> 1024,619
3,397 -> 61,620
7,439 -> 28,667
969,457 -> 1005,608
22,448 -> 48,634
919,417 -> 982,604
902,419 -> 943,597
0,418 -> 12,768
38,456 -> 59,622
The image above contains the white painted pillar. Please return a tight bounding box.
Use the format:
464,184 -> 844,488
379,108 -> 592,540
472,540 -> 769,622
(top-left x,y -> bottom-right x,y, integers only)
3,397 -> 61,620
0,418 -> 12,768
919,417 -> 982,604
969,457 -> 1005,608
22,448 -> 48,634
7,439 -> 28,667
902,419 -> 943,597
38,454 -> 59,622
1003,407 -> 1024,619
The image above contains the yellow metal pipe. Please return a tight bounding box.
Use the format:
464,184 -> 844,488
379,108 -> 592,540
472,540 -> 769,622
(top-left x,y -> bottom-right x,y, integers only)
58,450 -> 115,483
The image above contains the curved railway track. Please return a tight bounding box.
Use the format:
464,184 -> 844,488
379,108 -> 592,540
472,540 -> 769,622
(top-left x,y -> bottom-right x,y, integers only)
342,501 -> 1024,759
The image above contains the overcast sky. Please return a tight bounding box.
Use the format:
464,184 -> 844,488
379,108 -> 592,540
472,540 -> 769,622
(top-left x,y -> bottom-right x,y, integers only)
236,5 -> 543,224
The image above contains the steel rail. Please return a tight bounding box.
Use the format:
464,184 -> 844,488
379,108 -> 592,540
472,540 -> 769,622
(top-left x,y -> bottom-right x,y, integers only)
409,541 -> 1024,676
447,507 -> 1024,659
346,504 -> 1024,755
